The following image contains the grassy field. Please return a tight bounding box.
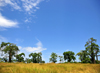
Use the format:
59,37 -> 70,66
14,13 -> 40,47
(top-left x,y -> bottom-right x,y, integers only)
0,62 -> 100,73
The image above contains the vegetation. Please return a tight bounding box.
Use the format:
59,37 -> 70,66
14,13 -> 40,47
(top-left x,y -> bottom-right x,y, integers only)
49,52 -> 57,63
29,52 -> 42,63
85,38 -> 100,63
0,42 -> 19,62
63,51 -> 76,62
58,56 -> 63,63
0,63 -> 100,73
0,37 -> 100,64
15,53 -> 25,62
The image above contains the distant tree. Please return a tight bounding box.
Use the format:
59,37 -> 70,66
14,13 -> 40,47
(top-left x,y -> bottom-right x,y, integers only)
41,60 -> 45,63
58,56 -> 63,63
85,38 -> 99,63
29,52 -> 42,63
15,53 -> 25,62
76,50 -> 91,63
29,53 -> 37,63
25,58 -> 32,63
0,42 -> 19,62
37,52 -> 42,63
76,51 -> 83,61
49,52 -> 57,63
63,51 -> 76,62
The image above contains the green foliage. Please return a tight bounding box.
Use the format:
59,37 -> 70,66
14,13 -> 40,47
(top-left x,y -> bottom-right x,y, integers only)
76,50 -> 91,63
49,52 -> 57,63
15,53 -> 25,62
25,58 -> 32,63
95,60 -> 99,64
41,60 -> 45,63
58,56 -> 63,63
29,52 -> 42,63
63,51 -> 76,62
0,42 -> 19,62
85,37 -> 99,63
81,57 -> 91,63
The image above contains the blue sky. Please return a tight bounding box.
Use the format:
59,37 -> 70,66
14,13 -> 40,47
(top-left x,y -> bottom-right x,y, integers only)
0,0 -> 100,63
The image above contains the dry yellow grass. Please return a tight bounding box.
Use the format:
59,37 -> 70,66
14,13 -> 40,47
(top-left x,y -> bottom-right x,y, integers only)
0,62 -> 100,73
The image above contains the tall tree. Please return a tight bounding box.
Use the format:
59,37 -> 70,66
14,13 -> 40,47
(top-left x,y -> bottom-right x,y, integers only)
15,53 -> 25,62
63,51 -> 76,62
0,42 -> 19,62
49,52 -> 57,63
85,38 -> 99,63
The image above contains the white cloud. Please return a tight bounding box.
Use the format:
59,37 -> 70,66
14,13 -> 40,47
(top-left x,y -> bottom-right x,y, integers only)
0,0 -> 21,10
0,35 -> 8,43
0,13 -> 18,28
23,41 -> 46,52
0,0 -> 46,14
21,0 -> 44,13
19,40 -> 46,53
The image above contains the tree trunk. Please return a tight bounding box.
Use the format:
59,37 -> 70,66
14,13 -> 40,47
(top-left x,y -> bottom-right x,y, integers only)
91,47 -> 95,64
9,54 -> 12,62
9,48 -> 12,62
96,54 -> 98,61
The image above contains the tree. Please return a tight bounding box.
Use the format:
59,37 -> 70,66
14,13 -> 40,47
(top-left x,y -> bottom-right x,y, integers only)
85,38 -> 99,63
49,52 -> 57,63
76,51 -> 83,61
25,58 -> 32,63
63,51 -> 76,62
37,52 -> 42,63
29,52 -> 42,63
0,42 -> 19,62
58,56 -> 63,63
15,53 -> 25,62
76,50 -> 91,63
41,60 -> 45,63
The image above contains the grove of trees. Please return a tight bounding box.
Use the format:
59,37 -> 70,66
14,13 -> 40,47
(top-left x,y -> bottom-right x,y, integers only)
0,37 -> 100,64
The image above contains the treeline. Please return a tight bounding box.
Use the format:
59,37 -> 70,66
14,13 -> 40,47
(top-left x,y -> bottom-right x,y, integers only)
0,37 -> 100,64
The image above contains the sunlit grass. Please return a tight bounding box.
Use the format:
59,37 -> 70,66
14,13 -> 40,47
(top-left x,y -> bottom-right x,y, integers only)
0,62 -> 100,73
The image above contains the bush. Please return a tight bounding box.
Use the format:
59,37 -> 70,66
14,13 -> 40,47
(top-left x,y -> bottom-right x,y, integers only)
81,58 -> 91,63
95,60 -> 99,64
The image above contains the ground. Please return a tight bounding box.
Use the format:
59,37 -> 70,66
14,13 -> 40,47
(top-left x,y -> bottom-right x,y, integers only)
0,62 -> 100,73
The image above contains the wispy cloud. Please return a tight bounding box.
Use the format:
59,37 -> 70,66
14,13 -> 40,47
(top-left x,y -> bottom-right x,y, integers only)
21,0 -> 44,13
18,40 -> 46,53
0,0 -> 21,10
0,13 -> 18,28
25,19 -> 30,22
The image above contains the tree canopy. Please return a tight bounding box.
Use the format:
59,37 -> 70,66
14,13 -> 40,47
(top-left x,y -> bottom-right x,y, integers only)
0,42 -> 19,62
63,51 -> 76,62
15,53 -> 25,62
49,52 -> 57,63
